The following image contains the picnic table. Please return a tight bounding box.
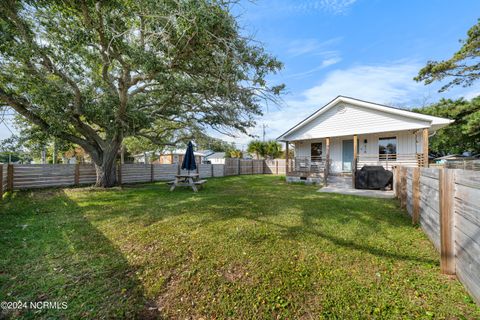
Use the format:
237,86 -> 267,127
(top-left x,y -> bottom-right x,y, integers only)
168,173 -> 207,192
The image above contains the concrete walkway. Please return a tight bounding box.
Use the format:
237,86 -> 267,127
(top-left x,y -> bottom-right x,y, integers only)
318,174 -> 394,199
318,186 -> 395,198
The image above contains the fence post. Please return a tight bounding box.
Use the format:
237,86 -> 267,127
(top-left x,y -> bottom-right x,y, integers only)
439,168 -> 455,275
400,166 -> 407,209
117,164 -> 122,186
7,164 -> 13,191
0,165 -> 3,199
237,159 -> 240,175
74,163 -> 80,185
393,166 -> 398,198
151,164 -> 154,182
211,164 -> 214,177
275,160 -> 278,175
412,167 -> 420,225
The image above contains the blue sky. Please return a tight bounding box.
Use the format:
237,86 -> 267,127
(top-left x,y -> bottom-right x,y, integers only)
221,0 -> 480,149
1,0 -> 480,149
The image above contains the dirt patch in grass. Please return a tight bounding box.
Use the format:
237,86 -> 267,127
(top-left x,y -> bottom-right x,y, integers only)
222,262 -> 250,283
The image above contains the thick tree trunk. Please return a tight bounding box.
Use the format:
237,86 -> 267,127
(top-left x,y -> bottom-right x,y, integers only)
95,160 -> 117,187
93,142 -> 121,188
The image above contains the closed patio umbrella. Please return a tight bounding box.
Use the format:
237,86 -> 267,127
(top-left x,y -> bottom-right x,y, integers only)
181,141 -> 197,174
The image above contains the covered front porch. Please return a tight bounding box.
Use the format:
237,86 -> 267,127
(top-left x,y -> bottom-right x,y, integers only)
284,129 -> 429,186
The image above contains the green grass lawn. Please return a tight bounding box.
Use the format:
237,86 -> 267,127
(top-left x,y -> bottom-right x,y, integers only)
0,175 -> 478,319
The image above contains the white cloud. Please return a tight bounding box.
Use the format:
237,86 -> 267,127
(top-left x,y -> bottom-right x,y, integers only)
284,37 -> 343,79
286,37 -> 342,57
463,90 -> 480,101
210,60 -> 458,148
301,62 -> 424,106
290,0 -> 357,14
247,61 -> 426,143
287,56 -> 342,79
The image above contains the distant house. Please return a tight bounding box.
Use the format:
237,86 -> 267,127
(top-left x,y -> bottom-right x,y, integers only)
162,150 -> 206,165
204,152 -> 226,164
434,154 -> 478,163
277,96 -> 453,183
134,150 -> 206,165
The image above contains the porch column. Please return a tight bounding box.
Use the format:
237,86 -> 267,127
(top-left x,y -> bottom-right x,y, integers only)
422,128 -> 429,167
353,134 -> 358,166
285,141 -> 289,174
325,137 -> 330,185
353,134 -> 358,188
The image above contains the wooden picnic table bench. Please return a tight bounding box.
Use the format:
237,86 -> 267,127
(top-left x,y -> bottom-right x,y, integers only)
168,173 -> 207,192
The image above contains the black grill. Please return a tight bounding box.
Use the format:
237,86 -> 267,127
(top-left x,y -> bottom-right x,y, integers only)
355,166 -> 393,190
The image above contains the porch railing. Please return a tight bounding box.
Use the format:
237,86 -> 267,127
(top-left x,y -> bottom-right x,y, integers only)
287,156 -> 326,176
357,153 -> 425,170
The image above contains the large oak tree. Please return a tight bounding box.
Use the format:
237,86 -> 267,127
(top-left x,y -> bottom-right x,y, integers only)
0,0 -> 283,186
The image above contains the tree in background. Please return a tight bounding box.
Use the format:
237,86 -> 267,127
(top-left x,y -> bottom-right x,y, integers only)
227,149 -> 243,158
413,97 -> 480,155
0,0 -> 284,187
0,136 -> 31,163
264,140 -> 282,159
246,140 -> 282,159
247,140 -> 264,159
415,19 -> 480,91
11,118 -> 76,163
414,19 -> 480,155
195,135 -> 235,153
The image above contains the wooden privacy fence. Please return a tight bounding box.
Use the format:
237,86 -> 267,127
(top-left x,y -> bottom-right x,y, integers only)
0,159 -> 288,197
264,159 -> 287,175
394,166 -> 480,304
445,160 -> 480,171
223,159 -> 266,176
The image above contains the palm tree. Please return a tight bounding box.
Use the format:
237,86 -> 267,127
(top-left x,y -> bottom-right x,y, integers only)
228,149 -> 243,158
247,140 -> 264,159
265,140 -> 282,159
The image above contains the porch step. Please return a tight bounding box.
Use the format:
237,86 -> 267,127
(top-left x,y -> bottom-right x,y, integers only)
329,172 -> 352,177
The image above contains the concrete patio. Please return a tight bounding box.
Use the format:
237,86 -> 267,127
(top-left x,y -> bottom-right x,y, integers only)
318,175 -> 395,199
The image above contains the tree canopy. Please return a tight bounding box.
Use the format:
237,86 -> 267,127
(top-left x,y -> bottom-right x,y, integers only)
0,0 -> 284,186
415,19 -> 480,91
413,97 -> 480,155
247,139 -> 282,159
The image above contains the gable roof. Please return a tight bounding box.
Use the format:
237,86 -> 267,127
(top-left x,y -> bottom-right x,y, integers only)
205,152 -> 226,159
277,96 -> 453,141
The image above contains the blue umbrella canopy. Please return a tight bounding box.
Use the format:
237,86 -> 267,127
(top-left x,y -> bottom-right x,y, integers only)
181,141 -> 197,172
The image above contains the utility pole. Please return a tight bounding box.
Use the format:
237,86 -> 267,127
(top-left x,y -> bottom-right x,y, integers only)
41,146 -> 46,164
262,123 -> 267,142
52,140 -> 57,164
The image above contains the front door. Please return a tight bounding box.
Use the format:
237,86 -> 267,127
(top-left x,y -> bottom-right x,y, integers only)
342,140 -> 353,172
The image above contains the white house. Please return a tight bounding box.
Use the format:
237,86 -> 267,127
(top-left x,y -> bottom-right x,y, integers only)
133,150 -> 206,164
204,152 -> 226,164
277,96 -> 453,183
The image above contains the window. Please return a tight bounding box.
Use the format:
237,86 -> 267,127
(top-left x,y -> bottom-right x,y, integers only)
378,137 -> 397,160
311,142 -> 322,160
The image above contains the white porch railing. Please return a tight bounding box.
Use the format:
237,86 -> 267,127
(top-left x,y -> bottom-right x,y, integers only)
357,153 -> 425,171
287,156 -> 326,175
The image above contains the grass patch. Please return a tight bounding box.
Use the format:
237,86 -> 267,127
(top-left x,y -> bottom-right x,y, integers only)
1,175 -> 478,318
